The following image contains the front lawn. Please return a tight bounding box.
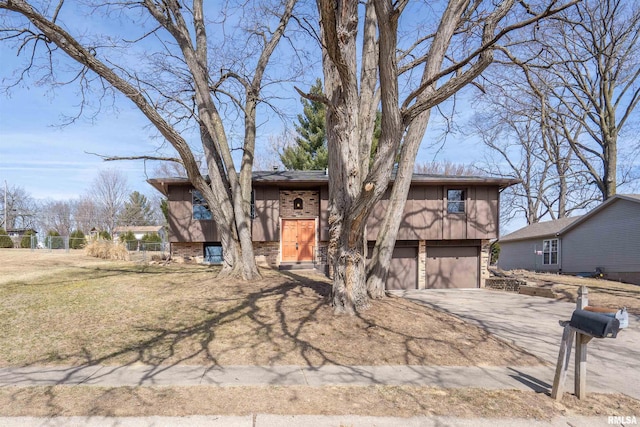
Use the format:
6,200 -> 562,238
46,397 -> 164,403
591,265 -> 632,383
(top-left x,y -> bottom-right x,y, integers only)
0,249 -> 542,367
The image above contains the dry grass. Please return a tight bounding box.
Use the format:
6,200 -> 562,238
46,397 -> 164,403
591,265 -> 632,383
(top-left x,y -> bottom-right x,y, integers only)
509,270 -> 640,314
84,240 -> 130,261
0,249 -> 543,368
1,386 -> 638,419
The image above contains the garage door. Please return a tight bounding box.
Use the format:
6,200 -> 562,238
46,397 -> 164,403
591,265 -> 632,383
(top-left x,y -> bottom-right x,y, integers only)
426,246 -> 478,289
387,246 -> 418,291
368,244 -> 418,290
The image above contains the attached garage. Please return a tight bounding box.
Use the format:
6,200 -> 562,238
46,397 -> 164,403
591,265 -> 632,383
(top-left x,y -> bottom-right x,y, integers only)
426,246 -> 479,289
368,242 -> 418,291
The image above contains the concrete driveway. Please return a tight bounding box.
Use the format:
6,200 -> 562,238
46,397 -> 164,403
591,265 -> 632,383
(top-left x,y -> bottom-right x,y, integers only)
394,288 -> 640,400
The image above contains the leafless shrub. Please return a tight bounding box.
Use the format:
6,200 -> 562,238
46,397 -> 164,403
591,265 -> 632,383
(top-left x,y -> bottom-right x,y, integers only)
84,240 -> 130,261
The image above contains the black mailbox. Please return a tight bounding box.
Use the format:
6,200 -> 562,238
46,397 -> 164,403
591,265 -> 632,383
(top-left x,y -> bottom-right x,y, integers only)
570,309 -> 620,338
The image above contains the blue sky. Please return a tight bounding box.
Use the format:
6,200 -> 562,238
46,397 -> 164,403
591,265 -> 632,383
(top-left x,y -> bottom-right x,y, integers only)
0,37 -> 477,205
0,82 -> 160,200
5,2 -> 635,237
0,76 -> 477,201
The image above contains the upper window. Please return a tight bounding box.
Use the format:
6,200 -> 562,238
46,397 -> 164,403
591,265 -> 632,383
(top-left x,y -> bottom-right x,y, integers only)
192,190 -> 212,220
543,239 -> 558,265
447,189 -> 465,214
293,197 -> 304,210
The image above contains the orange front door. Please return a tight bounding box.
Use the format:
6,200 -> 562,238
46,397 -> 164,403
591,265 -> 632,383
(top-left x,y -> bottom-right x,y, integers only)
282,219 -> 315,262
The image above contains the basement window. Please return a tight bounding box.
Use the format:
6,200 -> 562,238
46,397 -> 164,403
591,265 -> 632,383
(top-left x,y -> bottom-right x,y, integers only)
204,244 -> 223,264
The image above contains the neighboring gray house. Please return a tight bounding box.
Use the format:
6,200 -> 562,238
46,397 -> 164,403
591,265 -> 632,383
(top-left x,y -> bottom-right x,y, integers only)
498,194 -> 640,285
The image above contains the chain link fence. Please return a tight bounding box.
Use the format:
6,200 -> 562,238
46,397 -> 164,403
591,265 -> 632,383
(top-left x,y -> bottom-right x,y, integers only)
0,233 -> 169,262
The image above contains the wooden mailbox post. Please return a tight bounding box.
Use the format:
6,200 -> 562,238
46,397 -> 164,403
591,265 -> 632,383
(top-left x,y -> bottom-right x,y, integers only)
551,286 -> 624,400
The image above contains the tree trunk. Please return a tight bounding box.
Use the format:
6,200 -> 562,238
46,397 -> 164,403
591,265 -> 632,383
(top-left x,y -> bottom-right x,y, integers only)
602,134 -> 617,200
366,123 -> 427,297
367,0 -> 468,296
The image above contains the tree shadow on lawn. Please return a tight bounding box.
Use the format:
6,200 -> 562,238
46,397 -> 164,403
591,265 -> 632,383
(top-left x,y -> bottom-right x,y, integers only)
18,268 -> 543,389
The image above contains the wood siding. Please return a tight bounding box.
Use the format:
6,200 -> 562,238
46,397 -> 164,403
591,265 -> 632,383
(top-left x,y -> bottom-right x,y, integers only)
367,185 -> 499,241
167,185 -> 219,242
167,183 -> 501,243
561,199 -> 640,274
252,186 -> 279,241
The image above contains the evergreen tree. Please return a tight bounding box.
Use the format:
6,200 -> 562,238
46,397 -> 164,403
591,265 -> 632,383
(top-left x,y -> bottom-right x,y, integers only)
160,199 -> 169,224
280,79 -> 327,170
280,80 -> 382,171
119,230 -> 138,251
69,230 -> 87,249
0,228 -> 13,248
20,230 -> 36,248
98,230 -> 112,240
45,230 -> 64,249
119,191 -> 153,226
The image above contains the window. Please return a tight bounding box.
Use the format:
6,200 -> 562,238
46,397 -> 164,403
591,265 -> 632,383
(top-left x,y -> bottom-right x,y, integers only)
293,197 -> 303,210
543,239 -> 558,265
447,189 -> 465,214
204,244 -> 223,264
192,190 -> 212,220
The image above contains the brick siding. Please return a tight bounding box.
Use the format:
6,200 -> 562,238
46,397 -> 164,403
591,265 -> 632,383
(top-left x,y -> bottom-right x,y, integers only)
171,242 -> 202,259
480,239 -> 490,288
253,241 -> 279,267
279,190 -> 319,218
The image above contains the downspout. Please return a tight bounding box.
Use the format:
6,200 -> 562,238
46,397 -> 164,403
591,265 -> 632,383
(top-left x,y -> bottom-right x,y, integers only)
556,232 -> 562,274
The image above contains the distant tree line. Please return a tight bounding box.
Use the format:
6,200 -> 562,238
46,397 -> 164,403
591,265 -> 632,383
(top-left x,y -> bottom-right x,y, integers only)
1,169 -> 166,243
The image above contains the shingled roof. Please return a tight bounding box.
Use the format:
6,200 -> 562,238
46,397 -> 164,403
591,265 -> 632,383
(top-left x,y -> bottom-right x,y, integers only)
500,194 -> 640,243
148,170 -> 519,196
499,216 -> 582,243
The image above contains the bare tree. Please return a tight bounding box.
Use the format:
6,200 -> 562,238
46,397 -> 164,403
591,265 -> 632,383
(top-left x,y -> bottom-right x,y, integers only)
472,67 -> 598,224
90,169 -> 130,234
316,0 -> 575,312
1,183 -> 37,230
0,0 -> 298,279
414,161 -> 479,176
39,200 -> 73,236
506,0 -> 640,200
73,197 -> 101,235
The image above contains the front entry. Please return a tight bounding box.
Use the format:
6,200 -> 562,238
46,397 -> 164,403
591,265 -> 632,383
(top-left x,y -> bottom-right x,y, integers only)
282,219 -> 315,262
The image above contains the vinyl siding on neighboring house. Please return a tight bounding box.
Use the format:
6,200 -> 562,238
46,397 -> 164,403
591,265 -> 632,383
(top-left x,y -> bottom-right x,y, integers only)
561,199 -> 640,274
498,238 -> 561,273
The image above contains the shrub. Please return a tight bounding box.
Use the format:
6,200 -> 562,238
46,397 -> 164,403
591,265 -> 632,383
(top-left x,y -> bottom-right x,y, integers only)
490,242 -> 501,265
20,230 -> 36,248
0,228 -> 13,248
45,230 -> 65,249
84,240 -> 130,261
98,230 -> 112,240
69,230 -> 87,249
119,231 -> 138,251
141,232 -> 162,251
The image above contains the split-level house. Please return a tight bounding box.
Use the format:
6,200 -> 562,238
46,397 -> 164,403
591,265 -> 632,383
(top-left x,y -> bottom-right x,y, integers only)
148,171 -> 516,290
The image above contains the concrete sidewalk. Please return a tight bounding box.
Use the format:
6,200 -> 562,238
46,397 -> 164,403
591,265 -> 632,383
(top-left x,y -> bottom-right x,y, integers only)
0,364 -> 558,392
0,414 -> 617,427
